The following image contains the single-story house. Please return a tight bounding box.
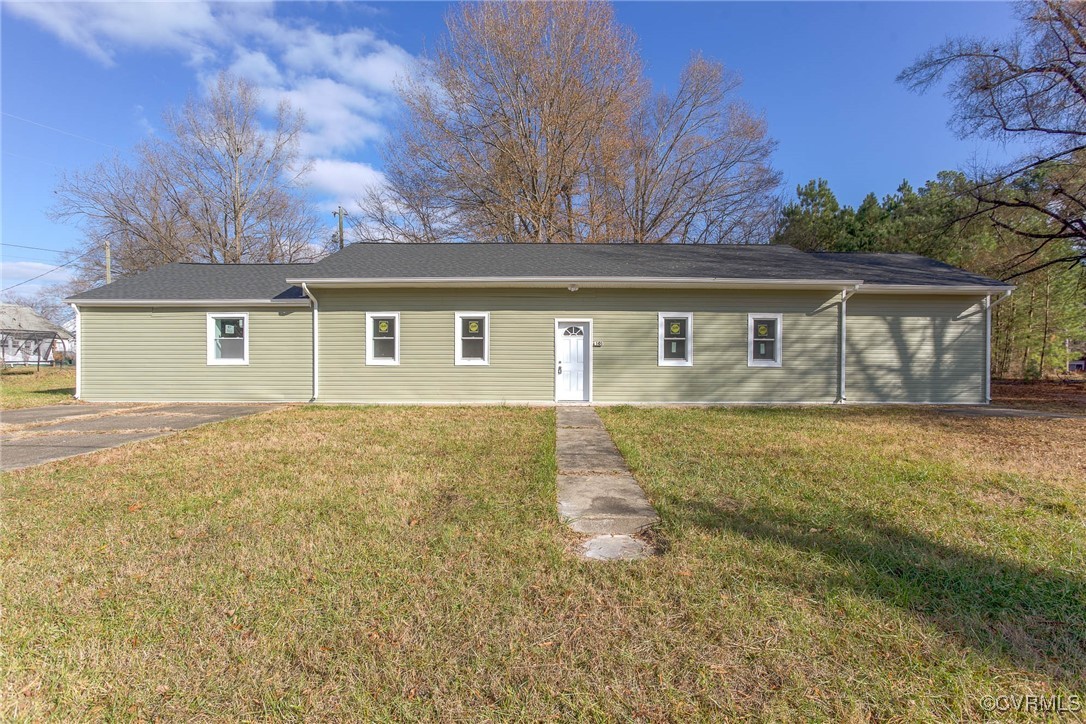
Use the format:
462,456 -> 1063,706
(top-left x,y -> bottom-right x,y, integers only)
65,243 -> 1014,405
1,303 -> 73,368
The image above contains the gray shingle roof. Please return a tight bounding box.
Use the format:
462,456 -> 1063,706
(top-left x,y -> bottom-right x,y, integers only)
67,263 -> 311,302
297,242 -> 858,281
0,304 -> 72,337
809,252 -> 1006,287
66,245 -> 1010,303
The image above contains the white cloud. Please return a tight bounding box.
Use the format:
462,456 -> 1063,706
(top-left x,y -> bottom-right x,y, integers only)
228,49 -> 283,88
270,26 -> 413,93
307,158 -> 385,208
276,78 -> 388,156
6,2 -> 414,218
133,105 -> 155,136
0,261 -> 74,297
4,1 -> 232,66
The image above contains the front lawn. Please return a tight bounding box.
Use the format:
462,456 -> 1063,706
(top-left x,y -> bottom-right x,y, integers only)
600,405 -> 1085,719
3,404 -> 1083,719
0,368 -> 77,410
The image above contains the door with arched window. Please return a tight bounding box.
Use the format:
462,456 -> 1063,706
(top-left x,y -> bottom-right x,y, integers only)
555,321 -> 590,401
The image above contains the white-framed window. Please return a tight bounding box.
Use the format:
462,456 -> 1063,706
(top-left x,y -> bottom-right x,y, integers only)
366,312 -> 400,365
454,312 -> 490,365
658,312 -> 693,366
748,313 -> 782,367
207,313 -> 249,365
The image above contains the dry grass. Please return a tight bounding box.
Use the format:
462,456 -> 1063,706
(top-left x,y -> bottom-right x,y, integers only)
600,405 -> 1086,720
3,404 -> 1084,720
0,368 -> 77,410
992,378 -> 1086,413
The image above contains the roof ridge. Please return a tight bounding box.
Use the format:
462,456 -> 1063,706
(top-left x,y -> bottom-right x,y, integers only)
338,241 -> 794,248
173,261 -> 316,266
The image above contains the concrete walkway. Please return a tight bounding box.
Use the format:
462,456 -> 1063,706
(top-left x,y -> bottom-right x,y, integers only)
1,403 -> 279,471
556,407 -> 658,560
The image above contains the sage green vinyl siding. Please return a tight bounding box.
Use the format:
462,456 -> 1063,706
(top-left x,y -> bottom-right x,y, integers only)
845,294 -> 985,404
316,288 -> 841,403
79,306 -> 312,402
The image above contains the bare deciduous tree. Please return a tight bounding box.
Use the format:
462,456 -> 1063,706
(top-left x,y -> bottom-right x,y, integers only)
356,1 -> 779,244
899,0 -> 1086,277
53,72 -> 319,285
622,54 -> 780,244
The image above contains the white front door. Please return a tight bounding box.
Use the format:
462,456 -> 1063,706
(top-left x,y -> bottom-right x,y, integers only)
555,322 -> 589,401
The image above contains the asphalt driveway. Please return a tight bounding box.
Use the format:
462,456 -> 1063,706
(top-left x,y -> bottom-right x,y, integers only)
1,403 -> 279,471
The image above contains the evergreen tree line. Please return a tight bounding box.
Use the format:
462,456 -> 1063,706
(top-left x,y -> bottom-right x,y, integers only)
774,170 -> 1086,378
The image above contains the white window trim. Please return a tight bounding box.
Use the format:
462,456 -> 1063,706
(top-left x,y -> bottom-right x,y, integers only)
748,313 -> 783,368
454,312 -> 490,366
366,312 -> 400,366
658,312 -> 693,367
206,312 -> 249,366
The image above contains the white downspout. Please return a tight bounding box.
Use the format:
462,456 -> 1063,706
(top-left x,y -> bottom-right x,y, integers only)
984,289 -> 1014,404
70,303 -> 81,400
838,286 -> 859,403
301,283 -> 318,402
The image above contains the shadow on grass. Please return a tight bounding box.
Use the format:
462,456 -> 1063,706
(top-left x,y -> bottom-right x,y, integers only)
672,499 -> 1086,685
33,387 -> 76,395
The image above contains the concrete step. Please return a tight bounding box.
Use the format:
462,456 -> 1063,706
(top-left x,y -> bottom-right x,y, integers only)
566,515 -> 658,536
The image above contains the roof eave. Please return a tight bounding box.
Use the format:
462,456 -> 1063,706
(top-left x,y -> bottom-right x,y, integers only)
65,298 -> 310,307
854,283 -> 1015,295
284,276 -> 866,290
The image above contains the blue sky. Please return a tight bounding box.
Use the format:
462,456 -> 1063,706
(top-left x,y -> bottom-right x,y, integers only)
1,1 -> 1021,295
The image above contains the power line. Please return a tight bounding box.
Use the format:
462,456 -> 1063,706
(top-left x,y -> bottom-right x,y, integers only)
2,253 -> 62,263
1,243 -> 67,254
1,249 -> 94,293
2,112 -> 118,150
2,150 -> 66,171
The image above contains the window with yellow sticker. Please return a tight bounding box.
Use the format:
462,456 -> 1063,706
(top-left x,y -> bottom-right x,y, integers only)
748,313 -> 782,367
658,313 -> 693,366
366,312 -> 399,365
455,312 -> 490,365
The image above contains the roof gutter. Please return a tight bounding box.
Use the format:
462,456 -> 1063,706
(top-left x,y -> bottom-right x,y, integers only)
61,299 -> 310,307
284,276 -> 866,291
300,283 -> 319,403
852,283 -> 1015,295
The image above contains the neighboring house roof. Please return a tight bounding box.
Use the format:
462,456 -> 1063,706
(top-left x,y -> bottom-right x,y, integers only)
810,252 -> 1006,288
66,244 -> 1013,303
0,304 -> 72,338
66,263 -> 312,303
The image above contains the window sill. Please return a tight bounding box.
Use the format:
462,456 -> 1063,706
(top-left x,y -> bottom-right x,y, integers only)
658,360 -> 693,367
207,359 -> 249,366
366,359 -> 400,366
747,361 -> 782,368
455,359 -> 490,366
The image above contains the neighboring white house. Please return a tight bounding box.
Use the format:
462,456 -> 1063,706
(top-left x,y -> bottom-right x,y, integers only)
60,317 -> 78,360
1,304 -> 73,367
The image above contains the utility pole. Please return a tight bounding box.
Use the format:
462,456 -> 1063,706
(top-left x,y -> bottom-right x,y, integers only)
104,239 -> 111,285
333,206 -> 347,250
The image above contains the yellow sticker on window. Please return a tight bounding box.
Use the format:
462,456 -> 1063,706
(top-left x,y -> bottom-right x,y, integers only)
378,321 -> 389,333
669,322 -> 681,335
468,321 -> 479,333
757,324 -> 769,337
